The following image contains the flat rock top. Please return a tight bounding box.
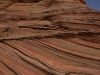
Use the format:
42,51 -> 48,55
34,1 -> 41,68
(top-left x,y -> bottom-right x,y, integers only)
0,0 -> 100,75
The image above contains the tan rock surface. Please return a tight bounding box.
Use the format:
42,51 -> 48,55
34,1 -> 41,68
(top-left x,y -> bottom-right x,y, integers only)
0,0 -> 100,75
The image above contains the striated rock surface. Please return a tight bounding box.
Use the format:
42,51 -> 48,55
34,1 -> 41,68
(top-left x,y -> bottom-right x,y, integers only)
0,0 -> 100,75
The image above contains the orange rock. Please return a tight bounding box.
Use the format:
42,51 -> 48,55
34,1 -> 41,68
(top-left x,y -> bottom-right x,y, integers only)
0,0 -> 100,75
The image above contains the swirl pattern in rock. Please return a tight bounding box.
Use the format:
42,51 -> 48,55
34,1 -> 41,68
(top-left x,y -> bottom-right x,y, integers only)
0,0 -> 100,75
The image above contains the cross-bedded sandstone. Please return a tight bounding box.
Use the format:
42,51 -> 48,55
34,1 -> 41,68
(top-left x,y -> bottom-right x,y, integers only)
0,0 -> 100,75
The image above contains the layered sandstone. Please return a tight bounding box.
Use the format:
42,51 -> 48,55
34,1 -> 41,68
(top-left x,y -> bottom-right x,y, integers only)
0,0 -> 100,75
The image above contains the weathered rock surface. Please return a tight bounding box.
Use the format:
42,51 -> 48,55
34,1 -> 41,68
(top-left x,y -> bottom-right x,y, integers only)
0,0 -> 100,75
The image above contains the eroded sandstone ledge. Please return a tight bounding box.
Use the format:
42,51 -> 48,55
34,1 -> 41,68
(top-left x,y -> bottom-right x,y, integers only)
0,0 -> 100,75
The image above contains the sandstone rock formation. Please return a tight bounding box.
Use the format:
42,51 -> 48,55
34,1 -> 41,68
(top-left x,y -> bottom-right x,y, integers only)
0,0 -> 100,75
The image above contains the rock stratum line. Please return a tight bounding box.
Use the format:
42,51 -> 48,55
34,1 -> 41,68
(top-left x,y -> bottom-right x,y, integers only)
0,0 -> 100,75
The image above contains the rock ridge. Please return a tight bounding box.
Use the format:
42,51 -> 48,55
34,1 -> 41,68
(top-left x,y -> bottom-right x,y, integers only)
0,0 -> 100,75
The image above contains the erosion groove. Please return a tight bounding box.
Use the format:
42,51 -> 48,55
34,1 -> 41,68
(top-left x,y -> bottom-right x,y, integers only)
0,38 -> 100,75
0,0 -> 100,75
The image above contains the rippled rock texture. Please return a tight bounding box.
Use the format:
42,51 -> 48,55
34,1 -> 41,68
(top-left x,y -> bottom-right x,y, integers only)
0,0 -> 100,75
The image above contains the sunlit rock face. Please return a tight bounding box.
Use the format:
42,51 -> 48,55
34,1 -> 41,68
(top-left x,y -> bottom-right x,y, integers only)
0,0 -> 100,75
